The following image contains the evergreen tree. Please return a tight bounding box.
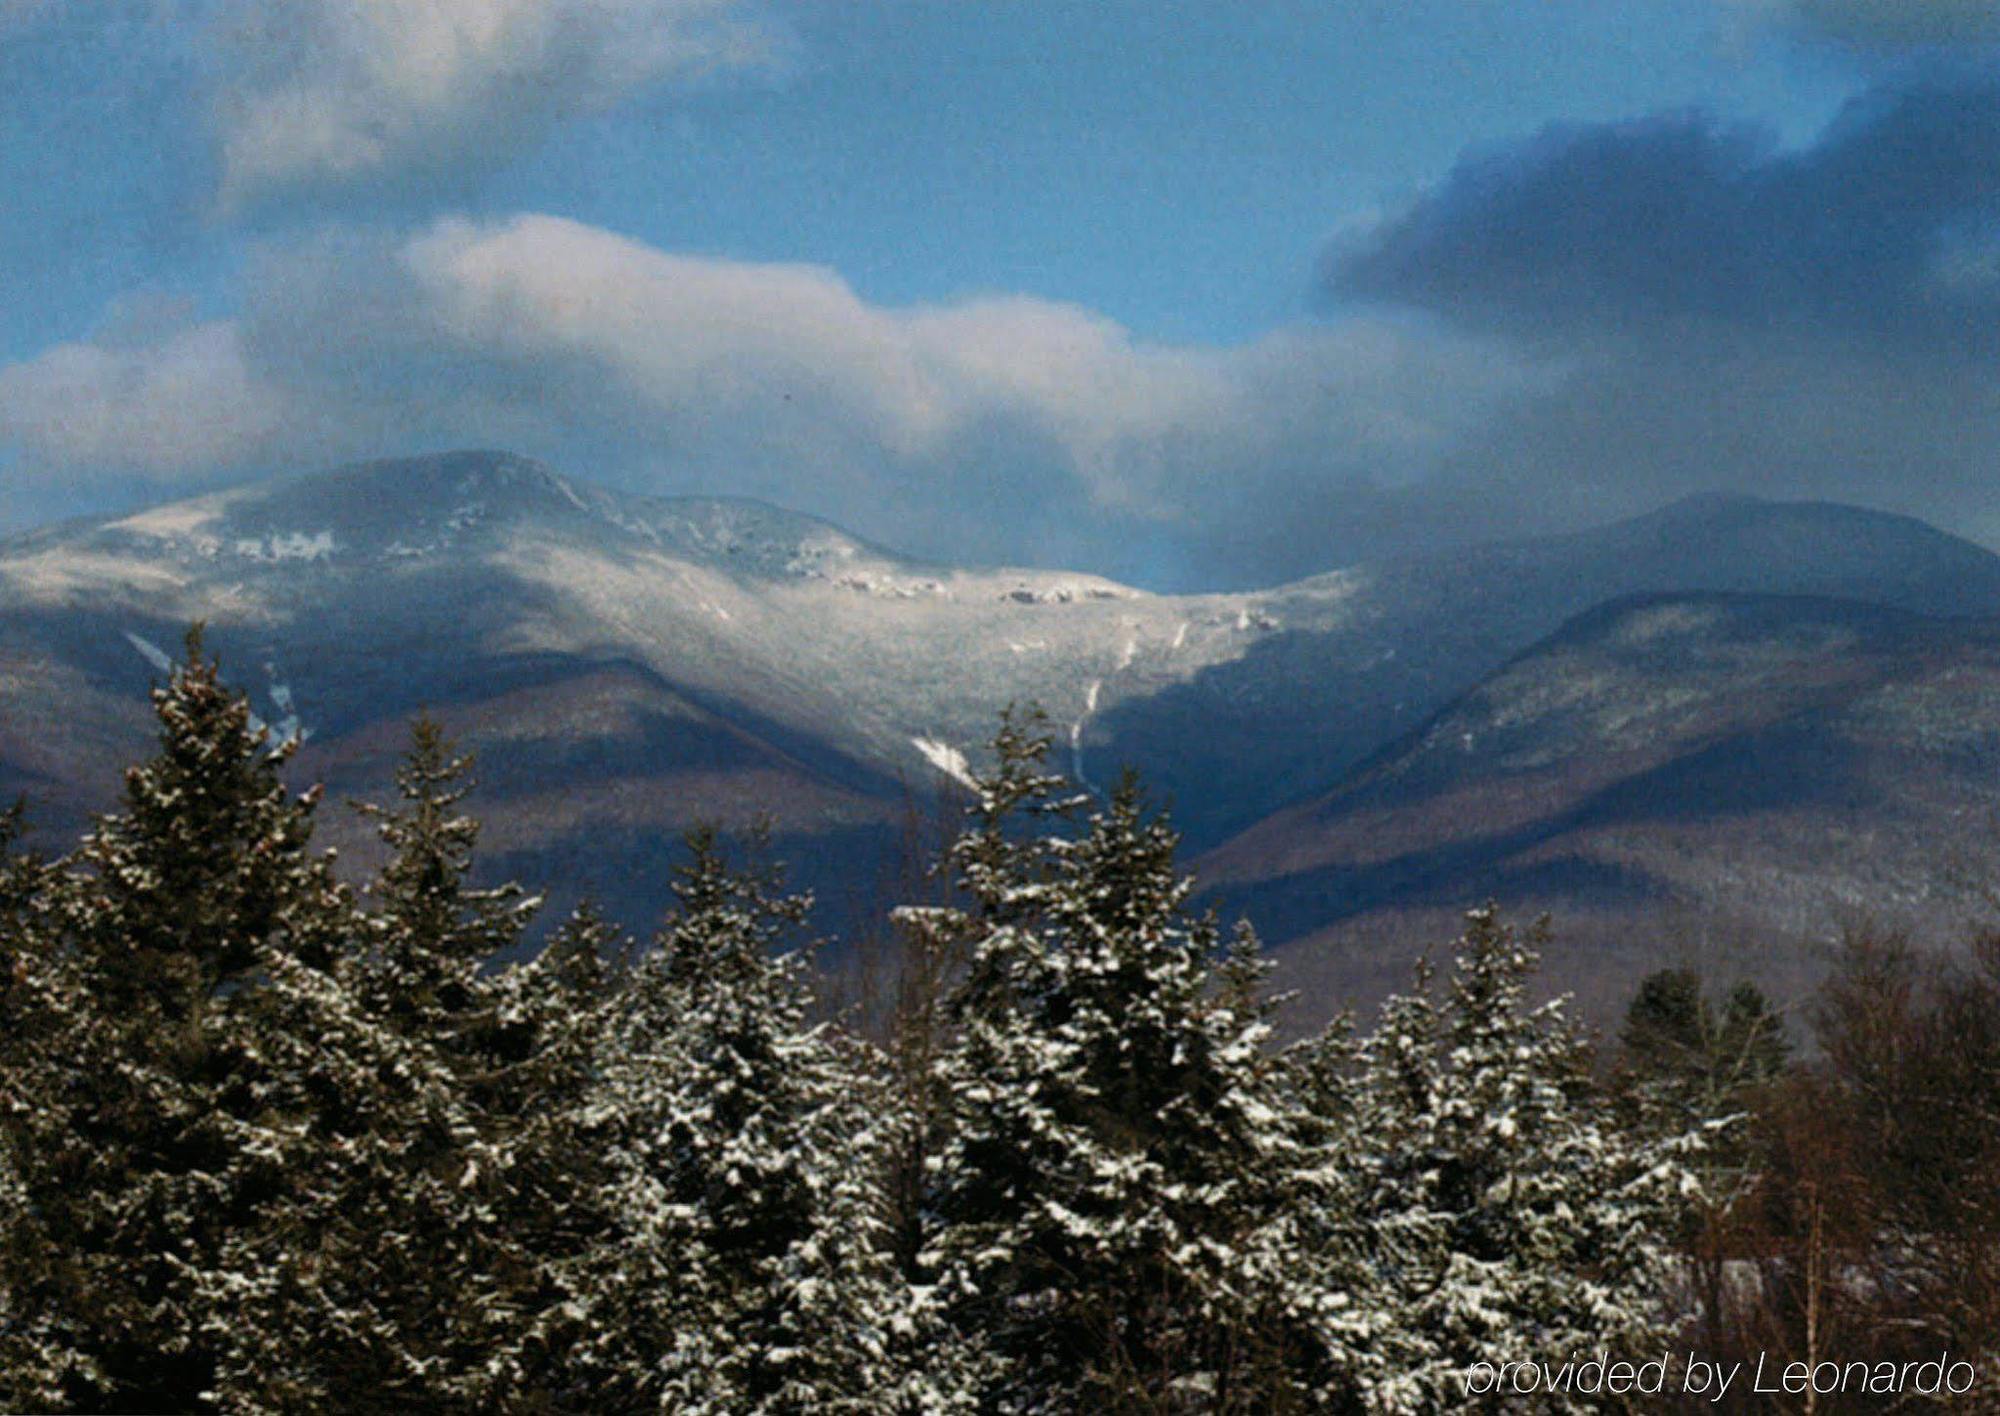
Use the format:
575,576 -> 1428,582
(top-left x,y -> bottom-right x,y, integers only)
0,664 -> 1753,1412
479,900 -> 638,1407
346,714 -> 537,1054
922,716 -> 1346,1412
1614,967 -> 1784,1345
569,827 -> 914,1413
1266,1003 -> 1417,1411
205,729 -> 623,1410
270,716 -> 552,1409
0,628 -> 358,1410
0,800 -> 100,1409
1619,968 -> 1787,1123
1348,908 -> 1702,1411
191,929 -> 471,1412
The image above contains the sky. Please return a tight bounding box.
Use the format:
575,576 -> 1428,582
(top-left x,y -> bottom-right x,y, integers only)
1,0 -> 1997,590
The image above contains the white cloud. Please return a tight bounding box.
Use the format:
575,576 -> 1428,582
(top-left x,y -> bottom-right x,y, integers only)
0,212 -> 1539,582
0,319 -> 287,475
207,0 -> 778,209
381,215 -> 1529,520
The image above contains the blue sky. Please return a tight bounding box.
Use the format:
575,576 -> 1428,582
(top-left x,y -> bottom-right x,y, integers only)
1,0 -> 1996,587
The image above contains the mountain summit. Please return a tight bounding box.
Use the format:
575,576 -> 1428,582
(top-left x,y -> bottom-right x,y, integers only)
47,450 -> 907,586
6,451 -> 2000,991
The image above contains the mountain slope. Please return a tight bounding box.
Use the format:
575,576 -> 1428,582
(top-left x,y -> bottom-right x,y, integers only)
0,451 -> 1284,928
1199,592 -> 2000,1013
6,451 -> 2000,954
1093,493 -> 2000,844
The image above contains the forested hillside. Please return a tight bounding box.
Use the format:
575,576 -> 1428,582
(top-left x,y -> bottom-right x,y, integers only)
4,637 -> 1996,1411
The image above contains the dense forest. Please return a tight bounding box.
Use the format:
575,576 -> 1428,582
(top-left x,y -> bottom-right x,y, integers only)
2,632 -> 1996,1412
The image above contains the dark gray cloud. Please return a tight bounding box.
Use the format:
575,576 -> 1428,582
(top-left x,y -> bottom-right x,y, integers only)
1326,78 -> 2000,553
1335,81 -> 2000,348
1754,0 -> 2000,52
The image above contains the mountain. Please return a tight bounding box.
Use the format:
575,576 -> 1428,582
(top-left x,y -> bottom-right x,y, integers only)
5,450 -> 2000,968
0,450 -> 1295,930
1199,592 -> 2000,1016
1092,492 -> 2000,844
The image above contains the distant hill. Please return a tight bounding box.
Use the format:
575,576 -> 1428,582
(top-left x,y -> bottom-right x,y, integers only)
1199,593 -> 2000,1019
1095,493 -> 2000,845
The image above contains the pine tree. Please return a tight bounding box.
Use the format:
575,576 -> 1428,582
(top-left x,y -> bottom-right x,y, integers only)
921,716 -> 1345,1412
263,716 -> 552,1409
568,826 -> 913,1412
0,628 -> 359,1410
1347,908 -> 1702,1412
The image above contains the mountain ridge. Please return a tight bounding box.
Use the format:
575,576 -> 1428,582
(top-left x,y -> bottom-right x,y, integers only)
9,450 -> 2000,1000
1198,589 -> 2000,1014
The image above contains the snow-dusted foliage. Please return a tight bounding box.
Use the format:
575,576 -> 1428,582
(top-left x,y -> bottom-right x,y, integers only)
0,651 -> 1713,1412
0,630 -> 362,1409
918,711 -> 1364,1411
345,714 -> 540,1047
245,718 -> 595,1410
564,827 -> 922,1413
0,806 -> 100,1409
1342,908 -> 1703,1412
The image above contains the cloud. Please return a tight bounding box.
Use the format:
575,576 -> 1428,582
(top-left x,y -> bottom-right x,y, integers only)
1334,82 -> 2000,347
0,214 -> 1539,586
1737,0 -> 2000,50
206,0 -> 779,211
15,70 -> 2000,586
0,318 -> 288,475
1319,78 -> 2000,548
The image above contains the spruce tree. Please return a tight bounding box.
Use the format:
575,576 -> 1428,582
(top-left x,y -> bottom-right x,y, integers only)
346,714 -> 536,1054
1348,908 -> 1702,1411
0,800 -> 99,1409
922,716 -> 1344,1411
276,716 -> 549,1409
569,826 -> 912,1413
0,628 -> 357,1410
191,928 -> 470,1412
477,900 -> 637,1407
199,723 -> 616,1410
1619,968 -> 1787,1121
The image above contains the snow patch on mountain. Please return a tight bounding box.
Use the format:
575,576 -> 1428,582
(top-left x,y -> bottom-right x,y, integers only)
108,489 -> 241,543
233,531 -> 338,563
122,633 -> 312,744
264,669 -> 309,745
549,475 -> 591,514
1067,679 -> 1106,789
124,631 -> 175,675
1000,580 -> 1136,605
1,548 -> 192,603
822,569 -> 951,599
912,737 -> 975,789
